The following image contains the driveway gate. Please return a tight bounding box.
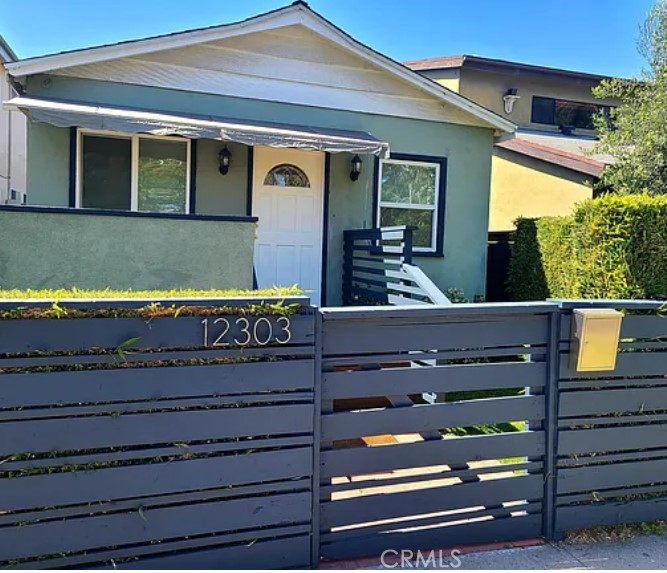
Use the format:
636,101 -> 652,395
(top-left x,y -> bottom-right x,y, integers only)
317,303 -> 559,560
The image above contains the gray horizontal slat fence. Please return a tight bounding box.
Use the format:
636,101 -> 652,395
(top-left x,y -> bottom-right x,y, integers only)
0,298 -> 316,570
553,300 -> 667,537
318,302 -> 557,561
4,295 -> 667,568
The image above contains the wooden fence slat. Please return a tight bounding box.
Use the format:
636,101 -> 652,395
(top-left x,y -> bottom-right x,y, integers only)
322,396 -> 544,442
558,424 -> 667,455
0,314 -> 315,353
0,479 -> 311,527
0,404 -> 313,455
323,461 -> 542,497
1,435 -> 311,473
321,473 -> 543,529
0,447 -> 312,512
320,514 -> 543,561
0,392 -> 314,422
323,361 -> 544,399
323,316 -> 549,354
560,386 -> 667,417
0,491 -> 311,561
320,431 -> 545,478
12,525 -> 310,570
560,350 -> 667,379
107,535 -> 312,570
0,360 -> 314,408
557,457 -> 667,495
556,498 -> 667,534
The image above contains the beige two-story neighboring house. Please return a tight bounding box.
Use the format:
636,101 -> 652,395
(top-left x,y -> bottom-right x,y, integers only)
406,55 -> 619,232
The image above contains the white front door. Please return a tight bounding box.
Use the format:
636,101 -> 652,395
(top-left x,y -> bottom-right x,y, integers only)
253,147 -> 325,304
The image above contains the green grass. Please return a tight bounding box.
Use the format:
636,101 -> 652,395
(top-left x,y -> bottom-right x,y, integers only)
0,286 -> 302,300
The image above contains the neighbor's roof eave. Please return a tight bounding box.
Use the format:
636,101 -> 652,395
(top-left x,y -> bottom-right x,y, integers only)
405,54 -> 615,82
496,137 -> 605,178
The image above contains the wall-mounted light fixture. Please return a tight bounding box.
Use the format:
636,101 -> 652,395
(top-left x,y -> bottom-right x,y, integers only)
349,154 -> 362,182
503,88 -> 520,114
218,145 -> 232,175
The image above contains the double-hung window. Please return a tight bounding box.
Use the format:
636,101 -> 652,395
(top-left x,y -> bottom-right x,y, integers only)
376,155 -> 446,254
77,130 -> 190,214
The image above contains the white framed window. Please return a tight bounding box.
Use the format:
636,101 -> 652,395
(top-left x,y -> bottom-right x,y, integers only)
376,156 -> 444,253
76,129 -> 191,214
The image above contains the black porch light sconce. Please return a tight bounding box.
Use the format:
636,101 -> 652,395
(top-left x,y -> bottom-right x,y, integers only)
349,154 -> 362,182
218,145 -> 232,175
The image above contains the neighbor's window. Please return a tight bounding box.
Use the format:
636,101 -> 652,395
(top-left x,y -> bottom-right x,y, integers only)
377,157 -> 443,253
79,131 -> 190,214
531,96 -> 611,130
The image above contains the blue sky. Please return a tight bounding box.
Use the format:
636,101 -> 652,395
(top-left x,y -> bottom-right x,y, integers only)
1,0 -> 654,78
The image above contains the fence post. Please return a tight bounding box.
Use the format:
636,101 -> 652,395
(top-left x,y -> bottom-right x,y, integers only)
311,309 -> 323,568
342,231 -> 353,305
402,227 -> 413,265
542,307 -> 561,541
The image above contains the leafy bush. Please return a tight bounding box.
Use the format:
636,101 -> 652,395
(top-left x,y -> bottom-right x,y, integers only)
509,195 -> 667,300
444,288 -> 469,303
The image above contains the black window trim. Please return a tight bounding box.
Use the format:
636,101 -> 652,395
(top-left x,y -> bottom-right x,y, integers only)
531,95 -> 610,130
372,152 -> 447,258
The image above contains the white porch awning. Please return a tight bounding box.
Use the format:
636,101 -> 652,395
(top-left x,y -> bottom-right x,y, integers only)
4,96 -> 390,157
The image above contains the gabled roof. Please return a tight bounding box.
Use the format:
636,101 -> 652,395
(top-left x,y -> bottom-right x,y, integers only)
5,2 -> 514,134
496,138 -> 605,178
405,54 -> 613,82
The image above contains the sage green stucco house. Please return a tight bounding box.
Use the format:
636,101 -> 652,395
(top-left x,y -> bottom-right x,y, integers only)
2,1 -> 514,305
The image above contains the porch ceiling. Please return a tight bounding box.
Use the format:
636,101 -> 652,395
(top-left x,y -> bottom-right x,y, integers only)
4,96 -> 390,157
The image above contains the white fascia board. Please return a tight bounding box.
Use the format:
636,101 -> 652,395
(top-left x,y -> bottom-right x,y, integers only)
5,6 -> 303,77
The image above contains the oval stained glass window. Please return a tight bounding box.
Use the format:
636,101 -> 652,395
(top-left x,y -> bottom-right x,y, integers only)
263,163 -> 310,187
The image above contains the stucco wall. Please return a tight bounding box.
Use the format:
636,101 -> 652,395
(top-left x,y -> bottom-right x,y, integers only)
24,75 -> 496,303
195,140 -> 248,216
489,148 -> 593,232
26,123 -> 70,207
0,209 -> 255,290
428,69 -> 460,94
456,68 -> 617,134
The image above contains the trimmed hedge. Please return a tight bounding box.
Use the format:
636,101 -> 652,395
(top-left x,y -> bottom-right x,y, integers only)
0,286 -> 301,300
509,195 -> 667,300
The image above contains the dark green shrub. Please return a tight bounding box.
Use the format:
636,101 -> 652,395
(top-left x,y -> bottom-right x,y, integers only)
508,195 -> 667,300
507,218 -> 549,301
